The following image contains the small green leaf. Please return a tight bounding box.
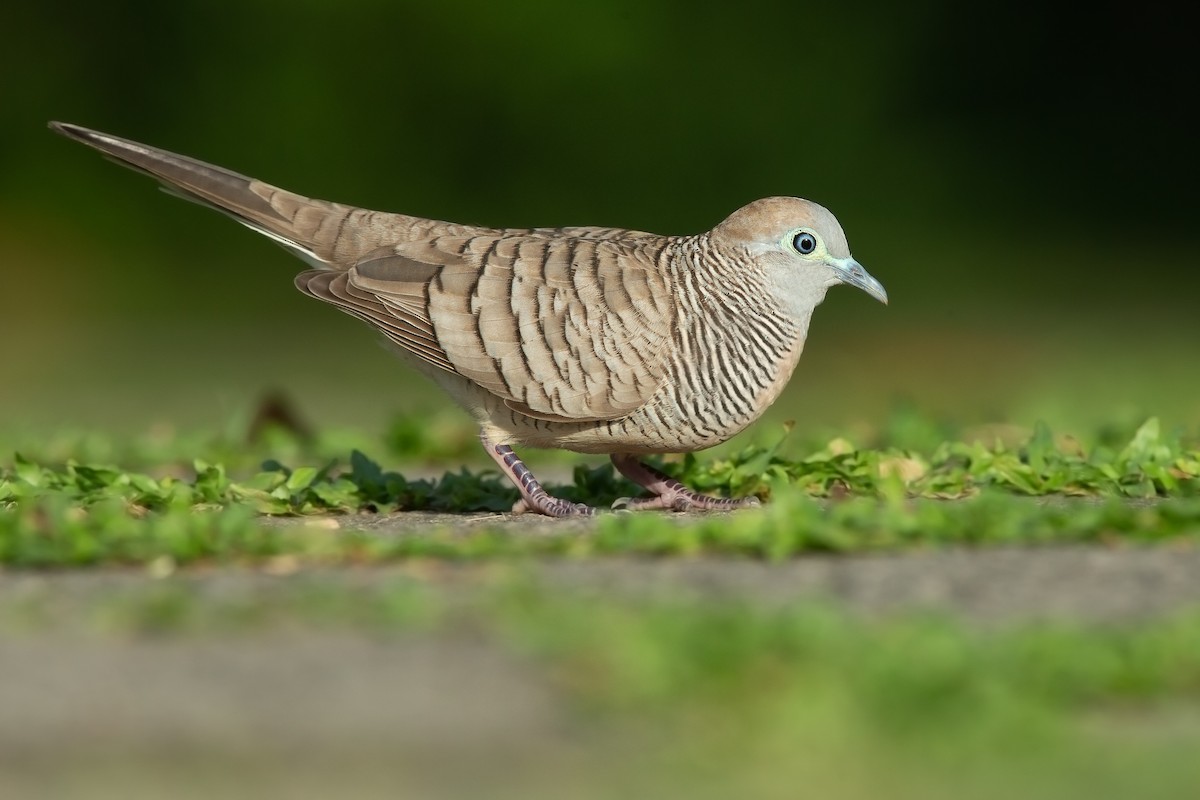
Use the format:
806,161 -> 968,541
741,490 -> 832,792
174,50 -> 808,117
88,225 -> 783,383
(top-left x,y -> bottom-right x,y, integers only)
285,466 -> 319,492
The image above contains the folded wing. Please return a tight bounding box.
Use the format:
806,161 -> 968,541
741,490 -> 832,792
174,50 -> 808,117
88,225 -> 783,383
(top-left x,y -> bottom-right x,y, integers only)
298,230 -> 677,421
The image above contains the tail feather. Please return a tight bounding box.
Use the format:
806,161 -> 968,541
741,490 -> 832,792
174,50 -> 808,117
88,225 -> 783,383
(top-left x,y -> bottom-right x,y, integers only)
49,121 -> 358,268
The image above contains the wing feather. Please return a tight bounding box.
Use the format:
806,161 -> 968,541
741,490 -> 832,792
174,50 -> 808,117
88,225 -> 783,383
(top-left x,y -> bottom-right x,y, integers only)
305,229 -> 677,421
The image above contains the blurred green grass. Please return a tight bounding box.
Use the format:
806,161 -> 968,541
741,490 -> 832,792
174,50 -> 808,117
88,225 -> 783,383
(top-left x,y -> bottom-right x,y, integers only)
3,574 -> 1200,800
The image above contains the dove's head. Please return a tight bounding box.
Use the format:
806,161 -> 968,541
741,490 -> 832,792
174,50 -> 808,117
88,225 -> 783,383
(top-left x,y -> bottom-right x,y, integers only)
710,197 -> 887,320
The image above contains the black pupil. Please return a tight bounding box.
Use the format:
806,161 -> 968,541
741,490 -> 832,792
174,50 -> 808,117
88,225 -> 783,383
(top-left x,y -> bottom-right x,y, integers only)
793,232 -> 816,254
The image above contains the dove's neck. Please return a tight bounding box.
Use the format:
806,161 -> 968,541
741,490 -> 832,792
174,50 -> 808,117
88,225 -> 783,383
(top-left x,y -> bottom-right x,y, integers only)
762,257 -> 832,327
647,236 -> 810,444
670,235 -> 809,359
674,235 -> 816,337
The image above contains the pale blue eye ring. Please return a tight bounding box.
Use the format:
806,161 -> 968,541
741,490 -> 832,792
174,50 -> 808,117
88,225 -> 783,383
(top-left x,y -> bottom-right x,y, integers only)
792,232 -> 817,254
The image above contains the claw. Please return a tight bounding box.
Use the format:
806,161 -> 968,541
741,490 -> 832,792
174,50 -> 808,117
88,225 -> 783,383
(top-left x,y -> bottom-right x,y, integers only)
610,497 -> 634,513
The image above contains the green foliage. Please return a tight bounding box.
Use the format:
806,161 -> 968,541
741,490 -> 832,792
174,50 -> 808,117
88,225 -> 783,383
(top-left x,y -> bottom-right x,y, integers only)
676,417 -> 1200,501
5,418 -> 1197,516
2,417 -> 1198,568
3,485 -> 1199,571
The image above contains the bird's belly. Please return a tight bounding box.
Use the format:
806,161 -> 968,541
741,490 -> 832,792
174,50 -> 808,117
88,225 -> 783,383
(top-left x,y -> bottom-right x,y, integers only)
503,414 -> 734,455
421,331 -> 806,456
502,342 -> 805,454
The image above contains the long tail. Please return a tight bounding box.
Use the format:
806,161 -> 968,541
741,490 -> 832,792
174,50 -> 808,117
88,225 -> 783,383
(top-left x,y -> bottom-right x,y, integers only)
49,121 -> 394,269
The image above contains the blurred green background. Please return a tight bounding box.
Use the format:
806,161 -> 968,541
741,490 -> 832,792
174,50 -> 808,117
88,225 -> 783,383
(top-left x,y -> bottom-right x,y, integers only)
2,0 -> 1196,446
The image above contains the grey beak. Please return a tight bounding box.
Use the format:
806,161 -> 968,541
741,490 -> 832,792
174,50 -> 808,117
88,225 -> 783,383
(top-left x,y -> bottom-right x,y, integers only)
833,258 -> 888,305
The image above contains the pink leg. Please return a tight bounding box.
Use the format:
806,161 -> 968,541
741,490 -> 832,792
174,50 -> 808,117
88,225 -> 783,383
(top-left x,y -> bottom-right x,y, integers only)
480,431 -> 596,517
610,454 -> 761,512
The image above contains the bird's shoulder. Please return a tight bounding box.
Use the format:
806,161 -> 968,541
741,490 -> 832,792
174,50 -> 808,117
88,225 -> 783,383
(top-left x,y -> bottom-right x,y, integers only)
353,222 -> 676,285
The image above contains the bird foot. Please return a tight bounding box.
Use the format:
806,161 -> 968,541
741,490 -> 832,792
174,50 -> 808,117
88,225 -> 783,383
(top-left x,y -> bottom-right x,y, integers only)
610,454 -> 760,513
612,492 -> 760,513
511,496 -> 597,517
482,433 -> 755,518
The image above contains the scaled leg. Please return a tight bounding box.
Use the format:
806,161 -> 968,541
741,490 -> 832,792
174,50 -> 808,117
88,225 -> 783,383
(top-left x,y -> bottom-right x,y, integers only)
480,431 -> 596,517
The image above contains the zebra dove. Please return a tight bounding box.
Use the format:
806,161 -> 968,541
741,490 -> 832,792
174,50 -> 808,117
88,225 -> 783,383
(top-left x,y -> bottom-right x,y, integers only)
49,121 -> 887,517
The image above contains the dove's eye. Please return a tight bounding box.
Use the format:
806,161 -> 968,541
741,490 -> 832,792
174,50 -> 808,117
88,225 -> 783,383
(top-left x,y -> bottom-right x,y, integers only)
791,231 -> 818,255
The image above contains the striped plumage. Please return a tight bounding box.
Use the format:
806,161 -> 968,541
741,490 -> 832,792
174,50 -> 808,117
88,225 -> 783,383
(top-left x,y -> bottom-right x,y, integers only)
49,121 -> 887,517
